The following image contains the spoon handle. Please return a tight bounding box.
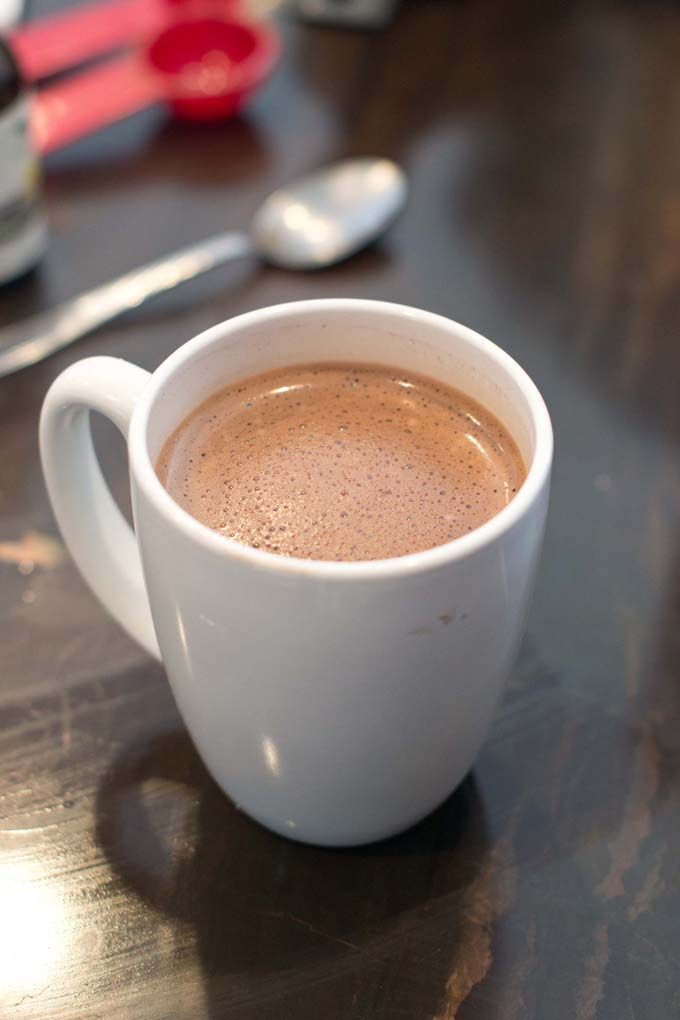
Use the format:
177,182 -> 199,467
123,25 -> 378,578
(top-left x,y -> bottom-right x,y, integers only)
0,231 -> 252,378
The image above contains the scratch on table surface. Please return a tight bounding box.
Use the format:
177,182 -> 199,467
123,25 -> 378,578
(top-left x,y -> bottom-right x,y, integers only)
435,822 -> 518,1019
597,726 -> 660,899
628,854 -> 665,922
0,530 -> 65,569
574,921 -> 609,1020
267,910 -> 359,951
60,688 -> 72,751
8,982 -> 53,1009
53,632 -> 97,673
225,863 -> 524,1014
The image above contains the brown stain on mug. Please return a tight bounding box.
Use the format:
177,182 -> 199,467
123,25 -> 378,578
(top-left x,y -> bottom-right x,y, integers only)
409,612 -> 459,636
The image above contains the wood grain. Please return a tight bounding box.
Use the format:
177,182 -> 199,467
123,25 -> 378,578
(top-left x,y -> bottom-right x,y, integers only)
2,0 -> 680,1016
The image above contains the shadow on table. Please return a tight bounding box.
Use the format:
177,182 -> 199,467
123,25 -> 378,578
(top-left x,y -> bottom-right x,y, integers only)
95,728 -> 490,1019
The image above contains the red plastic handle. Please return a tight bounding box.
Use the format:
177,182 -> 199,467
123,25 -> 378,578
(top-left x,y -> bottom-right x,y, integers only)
32,53 -> 165,154
10,0 -> 244,83
10,0 -> 168,82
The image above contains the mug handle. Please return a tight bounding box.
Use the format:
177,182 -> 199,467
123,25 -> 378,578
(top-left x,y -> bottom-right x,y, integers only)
40,356 -> 161,660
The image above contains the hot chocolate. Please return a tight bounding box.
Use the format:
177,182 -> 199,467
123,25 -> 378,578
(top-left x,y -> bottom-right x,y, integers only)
156,362 -> 525,561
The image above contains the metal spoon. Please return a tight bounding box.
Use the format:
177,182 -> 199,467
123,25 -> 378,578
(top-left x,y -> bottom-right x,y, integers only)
0,158 -> 407,378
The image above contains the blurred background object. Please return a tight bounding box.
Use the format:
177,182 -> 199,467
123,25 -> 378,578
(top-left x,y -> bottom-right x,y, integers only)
0,36 -> 46,283
10,0 -> 247,82
0,0 -> 22,31
294,0 -> 398,29
32,14 -> 280,153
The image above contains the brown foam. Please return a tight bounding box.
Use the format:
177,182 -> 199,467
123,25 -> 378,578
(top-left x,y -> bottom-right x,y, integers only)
156,362 -> 526,562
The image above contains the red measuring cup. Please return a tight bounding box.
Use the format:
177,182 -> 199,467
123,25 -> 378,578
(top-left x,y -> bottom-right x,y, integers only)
10,0 -> 245,82
32,15 -> 280,154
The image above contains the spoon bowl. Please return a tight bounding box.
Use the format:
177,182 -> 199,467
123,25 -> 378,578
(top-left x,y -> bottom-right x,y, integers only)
253,158 -> 408,269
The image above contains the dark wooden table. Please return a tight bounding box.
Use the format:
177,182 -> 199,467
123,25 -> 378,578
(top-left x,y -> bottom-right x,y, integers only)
3,1 -> 680,1016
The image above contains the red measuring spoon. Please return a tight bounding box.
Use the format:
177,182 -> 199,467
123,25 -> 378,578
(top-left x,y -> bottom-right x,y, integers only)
10,0 -> 245,82
32,15 -> 280,154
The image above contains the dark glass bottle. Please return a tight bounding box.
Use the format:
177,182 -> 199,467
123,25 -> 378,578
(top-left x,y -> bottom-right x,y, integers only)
0,36 -> 46,284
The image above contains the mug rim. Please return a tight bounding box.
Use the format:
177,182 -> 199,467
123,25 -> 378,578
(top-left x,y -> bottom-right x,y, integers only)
128,299 -> 553,580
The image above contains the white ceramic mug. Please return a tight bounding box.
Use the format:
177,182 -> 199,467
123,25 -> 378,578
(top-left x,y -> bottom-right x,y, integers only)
40,299 -> 552,846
